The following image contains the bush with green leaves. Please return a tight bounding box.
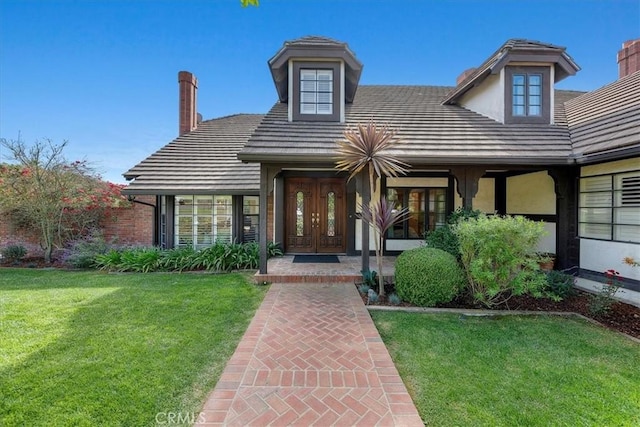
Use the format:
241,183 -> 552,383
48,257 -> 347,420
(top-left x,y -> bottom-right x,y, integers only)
543,270 -> 575,301
395,247 -> 466,306
454,214 -> 548,307
1,244 -> 27,263
424,208 -> 481,259
94,240 -> 282,273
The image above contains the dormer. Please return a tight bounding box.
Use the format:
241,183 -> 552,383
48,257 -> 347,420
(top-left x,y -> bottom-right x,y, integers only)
442,39 -> 580,125
268,36 -> 363,122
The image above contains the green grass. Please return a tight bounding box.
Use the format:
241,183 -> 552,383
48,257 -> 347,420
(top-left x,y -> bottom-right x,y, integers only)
0,269 -> 266,426
372,311 -> 640,427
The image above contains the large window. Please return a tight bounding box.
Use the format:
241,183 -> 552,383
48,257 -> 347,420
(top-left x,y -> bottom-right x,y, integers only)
579,171 -> 640,243
387,188 -> 447,239
300,69 -> 333,115
175,195 -> 233,248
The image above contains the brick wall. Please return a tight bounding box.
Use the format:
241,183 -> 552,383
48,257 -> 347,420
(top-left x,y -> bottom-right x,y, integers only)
102,195 -> 155,246
267,193 -> 274,244
0,195 -> 156,258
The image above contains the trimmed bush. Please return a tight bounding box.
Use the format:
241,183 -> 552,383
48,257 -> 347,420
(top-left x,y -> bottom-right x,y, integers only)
395,247 -> 466,306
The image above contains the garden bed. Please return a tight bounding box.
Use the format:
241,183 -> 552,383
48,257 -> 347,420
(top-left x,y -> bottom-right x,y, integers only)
358,285 -> 640,339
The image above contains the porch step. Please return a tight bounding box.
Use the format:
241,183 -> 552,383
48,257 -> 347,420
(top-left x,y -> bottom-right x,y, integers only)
253,272 -> 394,285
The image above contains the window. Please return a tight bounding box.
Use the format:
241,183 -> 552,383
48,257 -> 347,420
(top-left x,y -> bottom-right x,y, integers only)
175,195 -> 233,249
387,188 -> 447,239
505,66 -> 550,124
300,69 -> 333,115
512,73 -> 542,116
242,196 -> 260,243
579,171 -> 640,243
292,62 -> 340,121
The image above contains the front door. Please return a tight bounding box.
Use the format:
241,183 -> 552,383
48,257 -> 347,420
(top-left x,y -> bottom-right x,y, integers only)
285,177 -> 346,253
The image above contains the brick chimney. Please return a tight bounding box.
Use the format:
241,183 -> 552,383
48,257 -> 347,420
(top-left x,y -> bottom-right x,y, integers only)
178,71 -> 198,136
618,39 -> 640,79
456,67 -> 477,85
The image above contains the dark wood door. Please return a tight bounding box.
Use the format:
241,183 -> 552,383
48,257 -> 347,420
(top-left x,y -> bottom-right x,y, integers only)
285,177 -> 346,253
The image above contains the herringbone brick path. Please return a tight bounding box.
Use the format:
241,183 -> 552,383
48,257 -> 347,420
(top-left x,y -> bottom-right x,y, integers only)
197,283 -> 423,426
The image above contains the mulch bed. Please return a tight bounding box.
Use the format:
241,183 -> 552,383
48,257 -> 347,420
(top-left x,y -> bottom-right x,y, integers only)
359,285 -> 640,340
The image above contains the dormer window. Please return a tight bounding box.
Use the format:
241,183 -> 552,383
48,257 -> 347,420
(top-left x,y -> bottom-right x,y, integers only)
300,69 -> 333,115
512,73 -> 542,116
505,66 -> 550,124
292,62 -> 340,121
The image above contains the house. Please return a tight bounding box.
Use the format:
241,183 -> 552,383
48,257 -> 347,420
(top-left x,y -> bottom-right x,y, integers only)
122,36 -> 640,289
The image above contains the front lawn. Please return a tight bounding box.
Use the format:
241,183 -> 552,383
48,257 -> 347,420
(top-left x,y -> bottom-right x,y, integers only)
372,311 -> 640,426
0,269 -> 266,426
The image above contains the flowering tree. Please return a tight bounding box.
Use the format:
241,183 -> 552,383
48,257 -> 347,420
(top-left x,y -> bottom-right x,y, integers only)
0,138 -> 130,263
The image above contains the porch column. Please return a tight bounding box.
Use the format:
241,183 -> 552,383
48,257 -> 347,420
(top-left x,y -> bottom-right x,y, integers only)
259,164 -> 269,274
451,167 -> 485,209
548,167 -> 580,271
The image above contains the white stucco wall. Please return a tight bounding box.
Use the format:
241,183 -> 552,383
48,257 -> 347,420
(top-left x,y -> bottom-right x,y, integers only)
507,171 -> 556,214
581,157 -> 640,177
453,178 -> 495,213
506,171 -> 556,254
458,72 -> 504,122
581,239 -> 640,281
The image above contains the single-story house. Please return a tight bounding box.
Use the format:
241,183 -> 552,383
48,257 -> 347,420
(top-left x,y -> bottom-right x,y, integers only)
123,36 -> 640,289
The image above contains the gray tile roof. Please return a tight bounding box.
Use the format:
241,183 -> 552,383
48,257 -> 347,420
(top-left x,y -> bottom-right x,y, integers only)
565,71 -> 640,162
122,114 -> 263,195
238,85 -> 582,166
443,39 -> 580,105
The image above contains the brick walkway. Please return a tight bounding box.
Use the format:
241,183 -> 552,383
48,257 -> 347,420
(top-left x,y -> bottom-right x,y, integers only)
197,283 -> 423,426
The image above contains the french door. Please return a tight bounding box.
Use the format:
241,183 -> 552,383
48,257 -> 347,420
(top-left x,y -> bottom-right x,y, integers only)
285,177 -> 346,253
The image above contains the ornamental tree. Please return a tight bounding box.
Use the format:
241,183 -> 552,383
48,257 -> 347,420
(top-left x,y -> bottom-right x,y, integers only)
0,138 -> 130,263
335,122 -> 409,296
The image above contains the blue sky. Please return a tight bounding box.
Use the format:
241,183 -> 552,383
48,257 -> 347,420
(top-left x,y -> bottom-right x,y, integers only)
1,0 -> 638,184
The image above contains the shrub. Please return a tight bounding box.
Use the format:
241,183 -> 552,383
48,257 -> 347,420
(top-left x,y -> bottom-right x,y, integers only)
454,214 -> 548,307
267,241 -> 283,258
1,244 -> 27,263
94,241 -> 281,273
388,293 -> 402,305
543,270 -> 575,301
361,270 -> 378,290
357,284 -> 371,295
589,269 -> 621,315
62,230 -> 110,269
395,247 -> 466,306
424,208 -> 481,259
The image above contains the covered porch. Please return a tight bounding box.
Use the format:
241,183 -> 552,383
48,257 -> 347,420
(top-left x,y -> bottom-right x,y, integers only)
254,255 -> 396,284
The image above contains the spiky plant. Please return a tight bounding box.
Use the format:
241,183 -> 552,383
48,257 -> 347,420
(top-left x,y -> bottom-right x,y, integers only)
335,121 -> 409,296
361,197 -> 410,295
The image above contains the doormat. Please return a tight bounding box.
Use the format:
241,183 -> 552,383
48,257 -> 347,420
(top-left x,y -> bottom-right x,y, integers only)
292,255 -> 340,264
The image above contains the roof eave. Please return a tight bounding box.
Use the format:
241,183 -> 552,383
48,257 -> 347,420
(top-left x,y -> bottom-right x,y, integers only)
573,145 -> 640,165
238,153 -> 575,166
121,188 -> 260,196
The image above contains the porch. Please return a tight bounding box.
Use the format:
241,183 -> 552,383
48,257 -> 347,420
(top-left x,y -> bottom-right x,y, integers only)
254,255 -> 396,284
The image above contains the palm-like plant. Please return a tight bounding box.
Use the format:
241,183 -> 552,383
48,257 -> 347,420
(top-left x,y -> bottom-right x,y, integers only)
335,121 -> 409,296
